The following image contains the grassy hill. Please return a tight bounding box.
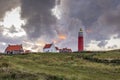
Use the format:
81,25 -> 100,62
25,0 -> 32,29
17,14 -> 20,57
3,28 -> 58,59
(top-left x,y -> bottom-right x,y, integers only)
0,51 -> 120,80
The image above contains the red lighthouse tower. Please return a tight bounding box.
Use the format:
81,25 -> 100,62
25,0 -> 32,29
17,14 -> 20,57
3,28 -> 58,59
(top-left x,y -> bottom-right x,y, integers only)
78,28 -> 84,52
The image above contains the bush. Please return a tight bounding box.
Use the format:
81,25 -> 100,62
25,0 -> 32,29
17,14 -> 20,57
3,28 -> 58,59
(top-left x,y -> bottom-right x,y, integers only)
47,75 -> 66,80
2,71 -> 38,80
0,62 -> 10,68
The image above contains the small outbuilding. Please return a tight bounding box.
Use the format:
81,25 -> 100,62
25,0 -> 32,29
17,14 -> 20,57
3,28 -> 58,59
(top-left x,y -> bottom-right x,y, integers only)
5,44 -> 24,54
59,48 -> 72,53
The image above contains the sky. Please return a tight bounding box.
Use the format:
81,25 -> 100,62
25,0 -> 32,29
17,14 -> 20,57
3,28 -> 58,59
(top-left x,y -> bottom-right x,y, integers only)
0,0 -> 120,52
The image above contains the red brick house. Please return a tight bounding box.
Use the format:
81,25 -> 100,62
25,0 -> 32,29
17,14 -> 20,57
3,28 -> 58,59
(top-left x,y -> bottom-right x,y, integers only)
24,50 -> 31,53
59,48 -> 72,53
5,44 -> 24,54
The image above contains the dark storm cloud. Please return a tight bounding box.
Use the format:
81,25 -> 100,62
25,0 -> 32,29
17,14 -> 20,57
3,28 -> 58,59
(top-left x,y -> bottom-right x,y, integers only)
64,0 -> 120,26
60,0 -> 120,48
21,0 -> 56,40
0,0 -> 20,20
99,8 -> 120,37
0,0 -> 119,51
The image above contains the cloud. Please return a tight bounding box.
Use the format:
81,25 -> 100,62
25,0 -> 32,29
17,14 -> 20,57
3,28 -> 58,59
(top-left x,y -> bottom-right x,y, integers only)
108,45 -> 118,49
97,40 -> 108,48
0,29 -> 26,52
0,0 -> 120,52
0,0 -> 20,20
59,0 -> 120,49
21,0 -> 57,40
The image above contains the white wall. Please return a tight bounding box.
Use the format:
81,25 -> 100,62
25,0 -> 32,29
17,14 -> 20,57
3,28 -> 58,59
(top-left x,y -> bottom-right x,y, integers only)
5,50 -> 23,54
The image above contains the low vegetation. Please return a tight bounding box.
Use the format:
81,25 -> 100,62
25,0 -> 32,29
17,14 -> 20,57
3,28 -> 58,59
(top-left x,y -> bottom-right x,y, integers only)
0,51 -> 120,80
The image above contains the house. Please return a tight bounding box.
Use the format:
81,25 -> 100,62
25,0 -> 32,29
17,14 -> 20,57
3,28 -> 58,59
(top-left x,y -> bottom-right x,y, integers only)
59,48 -> 72,53
43,43 -> 58,53
24,50 -> 32,54
5,44 -> 24,54
24,50 -> 31,53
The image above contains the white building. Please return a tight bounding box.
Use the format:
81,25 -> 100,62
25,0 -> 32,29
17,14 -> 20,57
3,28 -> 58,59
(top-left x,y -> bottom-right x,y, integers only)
43,43 -> 59,53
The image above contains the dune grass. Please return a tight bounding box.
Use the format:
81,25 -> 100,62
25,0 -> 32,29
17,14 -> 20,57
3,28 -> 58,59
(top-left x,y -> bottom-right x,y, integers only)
0,52 -> 120,80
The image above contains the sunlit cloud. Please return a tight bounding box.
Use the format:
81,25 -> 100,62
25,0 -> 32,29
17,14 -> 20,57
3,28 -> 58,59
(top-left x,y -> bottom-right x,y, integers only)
1,7 -> 25,28
0,7 -> 26,37
52,5 -> 61,20
23,38 -> 46,52
105,34 -> 120,50
86,34 -> 120,51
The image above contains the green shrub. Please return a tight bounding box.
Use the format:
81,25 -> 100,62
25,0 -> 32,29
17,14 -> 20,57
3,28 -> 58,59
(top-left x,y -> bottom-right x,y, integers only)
0,62 -> 10,68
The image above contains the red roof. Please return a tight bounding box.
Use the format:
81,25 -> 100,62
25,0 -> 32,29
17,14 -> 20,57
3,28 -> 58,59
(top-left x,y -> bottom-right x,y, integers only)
43,44 -> 52,49
5,45 -> 23,51
63,48 -> 72,51
60,48 -> 72,52
55,47 -> 59,50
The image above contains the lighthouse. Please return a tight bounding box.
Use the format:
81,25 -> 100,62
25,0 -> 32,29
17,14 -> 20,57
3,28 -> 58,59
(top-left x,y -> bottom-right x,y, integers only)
78,28 -> 84,52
